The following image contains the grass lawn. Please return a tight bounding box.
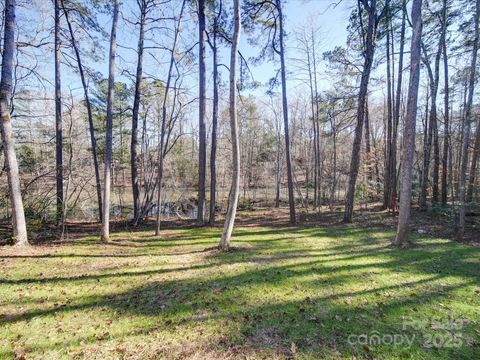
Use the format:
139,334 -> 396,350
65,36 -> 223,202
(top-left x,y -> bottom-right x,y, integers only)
0,224 -> 479,359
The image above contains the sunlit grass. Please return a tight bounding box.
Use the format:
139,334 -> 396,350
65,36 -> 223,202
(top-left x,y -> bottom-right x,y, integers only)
0,225 -> 478,359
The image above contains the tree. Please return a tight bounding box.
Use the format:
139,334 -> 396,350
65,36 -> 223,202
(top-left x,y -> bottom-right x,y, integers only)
395,0 -> 423,246
61,0 -> 103,221
276,0 -> 296,224
344,0 -> 382,223
197,0 -> 207,226
101,0 -> 120,243
0,0 -> 28,246
207,0 -> 222,226
155,0 -> 186,235
54,0 -> 64,224
458,0 -> 480,238
219,0 -> 241,250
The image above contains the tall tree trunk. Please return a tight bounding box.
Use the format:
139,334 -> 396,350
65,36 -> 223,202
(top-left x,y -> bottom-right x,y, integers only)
0,0 -> 28,246
344,0 -> 377,223
391,0 -> 406,208
155,0 -> 185,235
219,0 -> 241,250
276,0 -> 296,225
61,0 -> 102,221
54,0 -> 63,224
306,37 -> 318,209
459,0 -> 480,238
100,0 -> 119,243
384,0 -> 393,210
197,0 -> 207,226
440,1 -> 449,205
209,2 -> 221,226
131,0 -> 146,223
395,0 -> 423,246
312,30 -> 321,208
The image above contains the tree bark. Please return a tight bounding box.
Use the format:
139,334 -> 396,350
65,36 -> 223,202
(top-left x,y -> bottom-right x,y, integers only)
0,0 -> 28,246
54,0 -> 63,224
209,2 -> 221,226
459,0 -> 480,238
276,0 -> 296,225
131,0 -> 146,223
391,0 -> 406,209
101,0 -> 119,243
344,0 -> 377,223
441,0 -> 449,205
197,0 -> 207,226
394,0 -> 423,246
219,0 -> 241,250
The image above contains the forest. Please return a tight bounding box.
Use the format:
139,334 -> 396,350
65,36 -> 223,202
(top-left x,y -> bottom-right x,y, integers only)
0,0 -> 479,359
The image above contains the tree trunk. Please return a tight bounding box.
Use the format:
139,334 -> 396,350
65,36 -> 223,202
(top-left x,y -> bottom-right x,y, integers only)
459,0 -> 480,238
384,0 -> 393,210
131,1 -> 146,223
197,0 -> 207,226
0,0 -> 28,246
61,0 -> 102,221
276,0 -> 296,225
394,0 -> 423,246
391,0 -> 406,208
344,0 -> 377,223
54,0 -> 63,224
100,0 -> 119,243
441,0 -> 449,205
219,0 -> 241,250
209,3 -> 220,226
155,0 -> 185,235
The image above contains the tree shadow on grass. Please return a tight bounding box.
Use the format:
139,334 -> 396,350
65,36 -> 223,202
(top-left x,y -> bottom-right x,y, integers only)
1,226 -> 479,358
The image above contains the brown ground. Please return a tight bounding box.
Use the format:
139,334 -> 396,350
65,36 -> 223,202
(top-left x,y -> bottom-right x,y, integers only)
1,203 -> 479,246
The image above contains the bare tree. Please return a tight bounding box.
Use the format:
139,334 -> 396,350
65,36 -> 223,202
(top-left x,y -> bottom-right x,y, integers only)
219,0 -> 241,250
197,0 -> 207,226
61,0 -> 103,221
276,0 -> 296,225
155,0 -> 186,235
101,0 -> 120,243
0,0 -> 28,246
344,0 -> 381,222
54,0 -> 63,224
395,0 -> 423,246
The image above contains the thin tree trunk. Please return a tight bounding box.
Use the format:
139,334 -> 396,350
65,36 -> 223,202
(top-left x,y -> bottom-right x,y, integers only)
61,0 -> 102,222
384,0 -> 393,210
344,0 -> 377,223
155,0 -> 185,235
391,0 -> 406,208
395,0 -> 423,246
54,0 -> 63,224
0,0 -> 28,246
100,0 -> 119,243
276,0 -> 296,225
459,0 -> 480,238
441,0 -> 449,205
131,0 -> 146,223
197,0 -> 207,226
209,2 -> 221,226
219,0 -> 241,250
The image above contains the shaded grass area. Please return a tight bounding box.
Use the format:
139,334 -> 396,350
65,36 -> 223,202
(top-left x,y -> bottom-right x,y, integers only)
0,225 -> 479,359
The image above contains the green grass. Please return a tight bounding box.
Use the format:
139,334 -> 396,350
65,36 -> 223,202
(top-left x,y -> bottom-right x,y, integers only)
0,225 -> 479,359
